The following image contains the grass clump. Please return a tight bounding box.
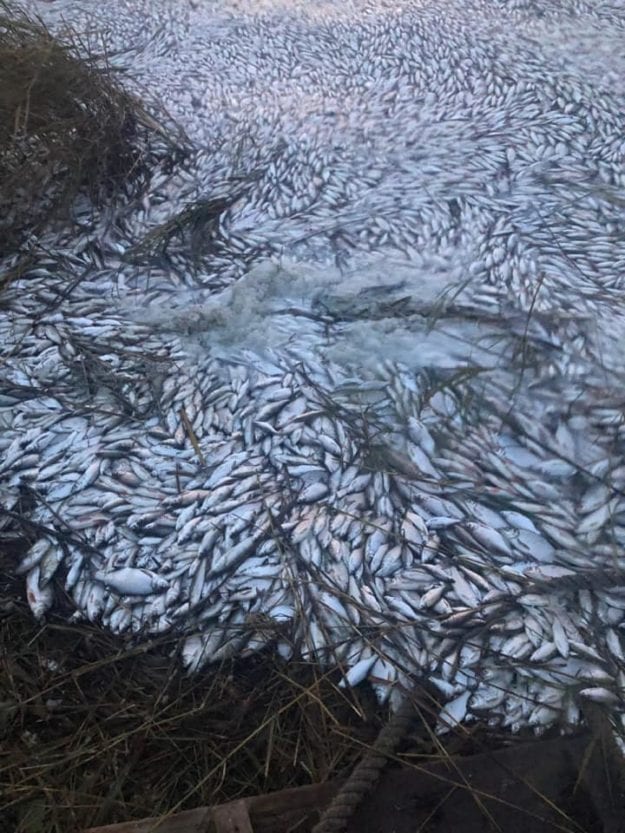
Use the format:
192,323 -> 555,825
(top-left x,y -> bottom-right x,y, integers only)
0,589 -> 387,832
0,1 -> 147,257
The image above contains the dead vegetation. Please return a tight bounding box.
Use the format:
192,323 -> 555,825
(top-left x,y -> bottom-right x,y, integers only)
0,0 -> 172,259
0,575 -> 387,832
1,550 -> 621,833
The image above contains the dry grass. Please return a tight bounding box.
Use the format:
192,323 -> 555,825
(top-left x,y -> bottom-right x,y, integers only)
0,560 -> 394,832
0,1 -> 164,259
2,547 -> 614,833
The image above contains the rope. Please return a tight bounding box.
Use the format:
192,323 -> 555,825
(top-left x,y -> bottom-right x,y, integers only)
312,695 -> 418,833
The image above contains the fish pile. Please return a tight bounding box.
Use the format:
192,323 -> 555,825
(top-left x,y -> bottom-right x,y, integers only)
2,0 -> 625,735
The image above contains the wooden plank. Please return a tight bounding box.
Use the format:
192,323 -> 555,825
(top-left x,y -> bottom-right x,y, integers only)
211,799 -> 253,833
248,782 -> 342,833
83,782 -> 342,833
85,734 -> 620,833
84,806 -> 212,833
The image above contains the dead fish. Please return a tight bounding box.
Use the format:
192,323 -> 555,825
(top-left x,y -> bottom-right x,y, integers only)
93,568 -> 169,595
